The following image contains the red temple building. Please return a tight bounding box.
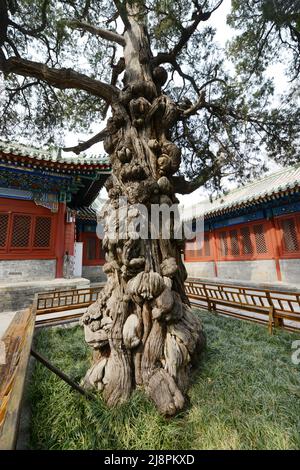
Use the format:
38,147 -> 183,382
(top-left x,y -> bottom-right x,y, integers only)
0,140 -> 110,293
183,165 -> 300,286
1,138 -> 299,312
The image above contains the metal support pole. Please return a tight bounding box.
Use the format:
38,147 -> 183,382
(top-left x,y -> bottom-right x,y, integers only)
31,348 -> 91,399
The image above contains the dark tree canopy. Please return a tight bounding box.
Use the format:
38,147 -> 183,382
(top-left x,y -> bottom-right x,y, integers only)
0,0 -> 299,195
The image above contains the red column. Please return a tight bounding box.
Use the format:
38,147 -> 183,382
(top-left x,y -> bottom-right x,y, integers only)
55,202 -> 66,278
65,221 -> 75,256
268,218 -> 282,282
211,229 -> 218,277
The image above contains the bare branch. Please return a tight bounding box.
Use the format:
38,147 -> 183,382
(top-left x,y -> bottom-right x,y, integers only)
152,1 -> 224,66
171,173 -> 212,194
172,60 -> 200,94
182,91 -> 206,117
199,77 -> 228,92
63,128 -> 108,154
171,153 -> 225,194
210,0 -> 224,15
6,79 -> 40,93
1,56 -> 119,102
152,54 -> 201,94
181,79 -> 228,117
172,13 -> 208,58
5,37 -> 20,57
66,19 -> 125,46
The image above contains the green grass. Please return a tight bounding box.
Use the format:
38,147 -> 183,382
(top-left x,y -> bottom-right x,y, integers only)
28,311 -> 300,450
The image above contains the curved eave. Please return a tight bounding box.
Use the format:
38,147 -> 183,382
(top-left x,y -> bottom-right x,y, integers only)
183,186 -> 300,222
76,207 -> 97,222
0,151 -> 111,175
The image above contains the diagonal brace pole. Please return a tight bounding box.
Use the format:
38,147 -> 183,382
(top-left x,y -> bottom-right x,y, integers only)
31,348 -> 92,399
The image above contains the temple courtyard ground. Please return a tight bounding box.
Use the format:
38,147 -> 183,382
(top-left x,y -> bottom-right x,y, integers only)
25,310 -> 300,450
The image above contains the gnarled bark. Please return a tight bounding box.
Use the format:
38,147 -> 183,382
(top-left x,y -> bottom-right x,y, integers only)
80,2 -> 206,416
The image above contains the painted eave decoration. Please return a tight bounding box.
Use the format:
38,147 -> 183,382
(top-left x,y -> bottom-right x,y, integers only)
0,139 -> 112,207
0,139 -> 111,174
76,206 -> 97,222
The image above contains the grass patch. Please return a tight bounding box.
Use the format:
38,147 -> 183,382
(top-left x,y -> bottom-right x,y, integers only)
28,311 -> 300,450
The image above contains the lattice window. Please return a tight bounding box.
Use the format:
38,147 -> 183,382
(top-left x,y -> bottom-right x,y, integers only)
185,234 -> 211,260
204,233 -> 210,256
241,226 -> 253,255
34,216 -> 52,248
281,218 -> 299,252
195,236 -> 203,257
220,231 -> 229,256
185,239 -> 195,256
0,213 -> 9,248
82,232 -> 106,265
254,224 -> 267,253
11,215 -> 31,248
229,229 -> 239,256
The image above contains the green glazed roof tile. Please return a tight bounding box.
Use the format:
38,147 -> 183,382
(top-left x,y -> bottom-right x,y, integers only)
0,138 -> 110,167
182,164 -> 300,221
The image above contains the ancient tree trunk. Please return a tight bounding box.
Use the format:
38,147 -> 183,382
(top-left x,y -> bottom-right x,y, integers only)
80,4 -> 206,416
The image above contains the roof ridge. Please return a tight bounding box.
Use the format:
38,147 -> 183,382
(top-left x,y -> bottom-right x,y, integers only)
0,138 -> 110,164
0,137 -> 54,153
216,165 -> 294,197
186,164 -> 297,209
182,163 -> 300,221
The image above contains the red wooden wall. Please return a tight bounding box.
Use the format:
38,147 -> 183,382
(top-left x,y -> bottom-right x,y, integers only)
184,213 -> 300,281
64,221 -> 75,256
0,198 -> 70,278
78,232 -> 105,266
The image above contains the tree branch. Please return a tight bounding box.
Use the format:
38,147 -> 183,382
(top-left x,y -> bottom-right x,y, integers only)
66,19 -> 125,46
5,79 -> 40,93
182,91 -> 206,117
1,56 -> 119,102
63,128 -> 108,154
181,79 -> 228,117
171,173 -> 212,194
172,12 -> 208,57
172,59 -> 200,94
171,154 -> 225,194
246,22 -> 276,78
112,0 -> 130,30
152,0 -> 224,66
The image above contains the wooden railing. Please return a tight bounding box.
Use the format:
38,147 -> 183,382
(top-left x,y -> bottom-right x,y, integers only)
185,279 -> 300,333
34,280 -> 300,333
35,286 -> 104,326
0,307 -> 36,449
